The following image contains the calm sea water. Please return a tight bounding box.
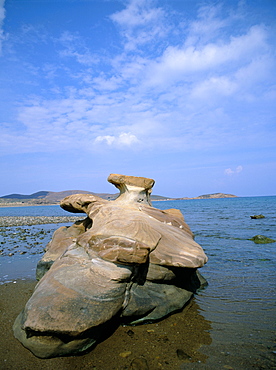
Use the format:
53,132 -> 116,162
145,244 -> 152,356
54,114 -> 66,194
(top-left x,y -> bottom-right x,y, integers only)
0,204 -> 80,217
154,196 -> 276,368
0,196 -> 275,367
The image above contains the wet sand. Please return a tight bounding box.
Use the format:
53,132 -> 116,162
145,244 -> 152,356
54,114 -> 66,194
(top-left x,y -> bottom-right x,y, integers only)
2,281 -> 274,370
1,279 -> 211,370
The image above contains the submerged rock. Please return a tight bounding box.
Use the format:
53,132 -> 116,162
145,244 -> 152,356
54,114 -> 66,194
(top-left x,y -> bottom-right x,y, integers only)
249,235 -> 275,244
13,174 -> 208,358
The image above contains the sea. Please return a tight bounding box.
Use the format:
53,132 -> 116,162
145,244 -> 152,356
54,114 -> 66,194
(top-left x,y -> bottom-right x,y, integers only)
0,196 -> 275,368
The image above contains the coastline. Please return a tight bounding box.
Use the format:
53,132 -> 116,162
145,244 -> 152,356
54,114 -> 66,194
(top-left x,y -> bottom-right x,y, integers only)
0,192 -> 238,208
0,215 -> 83,227
0,202 -> 59,208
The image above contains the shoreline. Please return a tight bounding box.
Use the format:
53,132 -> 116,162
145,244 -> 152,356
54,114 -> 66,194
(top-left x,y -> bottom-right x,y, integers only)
0,215 -> 83,227
0,194 -> 238,208
0,202 -> 59,208
1,195 -> 275,209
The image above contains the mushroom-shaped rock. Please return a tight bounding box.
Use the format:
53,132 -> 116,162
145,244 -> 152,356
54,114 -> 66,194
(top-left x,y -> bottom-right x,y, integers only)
13,174 -> 208,358
108,173 -> 155,205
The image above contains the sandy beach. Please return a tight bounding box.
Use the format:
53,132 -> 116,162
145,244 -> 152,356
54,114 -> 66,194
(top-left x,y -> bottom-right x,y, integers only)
0,279 -> 212,370
2,279 -> 274,370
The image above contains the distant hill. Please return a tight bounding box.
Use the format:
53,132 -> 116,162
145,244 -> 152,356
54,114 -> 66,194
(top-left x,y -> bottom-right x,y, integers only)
0,191 -> 50,200
179,193 -> 237,200
0,191 -> 237,206
0,190 -> 169,203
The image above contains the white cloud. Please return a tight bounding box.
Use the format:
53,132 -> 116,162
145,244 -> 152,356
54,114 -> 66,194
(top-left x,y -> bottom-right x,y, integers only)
145,25 -> 268,88
111,0 -> 164,27
225,168 -> 234,175
58,31 -> 99,65
191,76 -> 237,100
0,0 -> 275,198
110,0 -> 167,51
234,55 -> 274,94
224,166 -> 243,176
92,74 -> 123,91
95,132 -> 140,147
118,132 -> 139,145
95,135 -> 115,146
0,1 -> 275,159
0,0 -> 6,55
187,4 -> 227,44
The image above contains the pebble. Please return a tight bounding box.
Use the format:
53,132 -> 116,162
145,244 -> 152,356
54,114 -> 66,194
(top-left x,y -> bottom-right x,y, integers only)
128,357 -> 149,370
0,217 -> 82,257
0,216 -> 81,227
127,329 -> 135,338
119,351 -> 132,358
176,349 -> 192,361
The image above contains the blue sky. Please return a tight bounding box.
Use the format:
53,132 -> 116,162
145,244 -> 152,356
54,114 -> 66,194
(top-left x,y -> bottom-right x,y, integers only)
0,0 -> 275,198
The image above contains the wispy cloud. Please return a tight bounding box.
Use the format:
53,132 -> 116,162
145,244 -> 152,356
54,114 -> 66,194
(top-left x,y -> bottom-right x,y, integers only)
110,0 -> 167,51
0,0 -> 6,55
0,0 -> 275,157
58,31 -> 100,66
0,0 -> 275,196
225,166 -> 243,176
144,24 -> 269,89
95,132 -> 140,147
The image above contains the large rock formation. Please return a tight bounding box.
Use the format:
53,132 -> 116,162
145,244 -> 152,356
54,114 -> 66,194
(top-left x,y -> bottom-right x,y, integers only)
13,174 -> 208,358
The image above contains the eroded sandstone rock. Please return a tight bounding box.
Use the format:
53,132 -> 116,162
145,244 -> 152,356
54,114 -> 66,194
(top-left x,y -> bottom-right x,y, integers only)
13,174 -> 208,358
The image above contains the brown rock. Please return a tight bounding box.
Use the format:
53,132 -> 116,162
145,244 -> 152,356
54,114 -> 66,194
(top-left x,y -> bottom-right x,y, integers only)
129,357 -> 149,369
13,173 -> 208,359
108,173 -> 155,190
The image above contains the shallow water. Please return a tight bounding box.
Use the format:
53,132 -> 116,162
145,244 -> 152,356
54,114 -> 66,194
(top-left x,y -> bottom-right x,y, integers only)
0,204 -> 76,217
0,197 -> 275,368
154,197 -> 276,368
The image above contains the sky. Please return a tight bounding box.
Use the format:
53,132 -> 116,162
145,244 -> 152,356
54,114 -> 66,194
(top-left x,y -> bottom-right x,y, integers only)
0,0 -> 275,198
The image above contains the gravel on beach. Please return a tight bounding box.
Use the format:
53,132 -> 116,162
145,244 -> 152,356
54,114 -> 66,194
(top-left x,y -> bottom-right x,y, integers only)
0,216 -> 83,257
0,216 -> 83,227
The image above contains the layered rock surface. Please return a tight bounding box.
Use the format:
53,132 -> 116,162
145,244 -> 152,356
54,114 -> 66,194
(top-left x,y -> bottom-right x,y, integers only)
13,174 -> 208,358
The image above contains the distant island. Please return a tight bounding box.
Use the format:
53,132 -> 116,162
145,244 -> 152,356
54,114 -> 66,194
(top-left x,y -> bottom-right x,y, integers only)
0,190 -> 237,207
177,192 -> 237,200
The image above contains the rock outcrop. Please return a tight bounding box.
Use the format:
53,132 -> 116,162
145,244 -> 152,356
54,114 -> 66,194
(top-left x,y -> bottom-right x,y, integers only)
13,174 -> 208,358
249,235 -> 275,244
